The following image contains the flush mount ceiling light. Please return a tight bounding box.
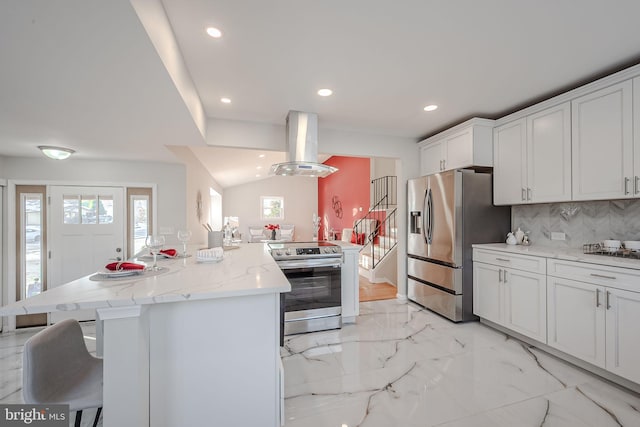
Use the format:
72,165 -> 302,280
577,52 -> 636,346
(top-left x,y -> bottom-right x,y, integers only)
38,146 -> 75,160
423,104 -> 438,112
206,27 -> 222,38
220,97 -> 231,104
317,88 -> 333,97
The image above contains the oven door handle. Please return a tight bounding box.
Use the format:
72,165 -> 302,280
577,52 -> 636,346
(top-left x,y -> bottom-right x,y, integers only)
277,259 -> 342,270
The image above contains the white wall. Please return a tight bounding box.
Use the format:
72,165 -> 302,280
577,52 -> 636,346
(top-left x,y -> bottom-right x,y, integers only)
1,156 -> 186,243
168,147 -> 223,246
371,157 -> 396,180
223,175 -> 318,242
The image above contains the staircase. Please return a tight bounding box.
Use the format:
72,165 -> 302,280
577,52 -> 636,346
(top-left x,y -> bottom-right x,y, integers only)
353,176 -> 398,283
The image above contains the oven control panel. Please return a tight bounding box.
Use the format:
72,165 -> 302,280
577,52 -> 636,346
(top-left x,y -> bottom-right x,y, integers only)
270,243 -> 342,260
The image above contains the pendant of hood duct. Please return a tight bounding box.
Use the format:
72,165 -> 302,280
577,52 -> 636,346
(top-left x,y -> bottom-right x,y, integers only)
270,111 -> 338,177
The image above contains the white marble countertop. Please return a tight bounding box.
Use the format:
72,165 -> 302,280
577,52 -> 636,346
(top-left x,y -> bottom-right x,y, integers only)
331,241 -> 362,251
473,243 -> 640,271
0,243 -> 290,316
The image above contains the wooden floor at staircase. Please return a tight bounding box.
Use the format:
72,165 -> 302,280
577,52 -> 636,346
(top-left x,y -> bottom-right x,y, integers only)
359,276 -> 397,302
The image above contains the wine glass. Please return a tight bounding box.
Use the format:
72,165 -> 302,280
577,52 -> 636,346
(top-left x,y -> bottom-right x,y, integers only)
177,229 -> 192,257
145,235 -> 165,270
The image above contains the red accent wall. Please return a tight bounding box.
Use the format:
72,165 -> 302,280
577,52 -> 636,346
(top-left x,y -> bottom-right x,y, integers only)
318,156 -> 370,239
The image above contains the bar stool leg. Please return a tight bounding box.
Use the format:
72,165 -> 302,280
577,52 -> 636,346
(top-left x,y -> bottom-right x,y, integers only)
74,410 -> 83,427
93,407 -> 103,427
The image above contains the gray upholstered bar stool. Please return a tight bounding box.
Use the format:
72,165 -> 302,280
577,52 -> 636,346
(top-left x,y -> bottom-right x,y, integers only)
23,319 -> 103,427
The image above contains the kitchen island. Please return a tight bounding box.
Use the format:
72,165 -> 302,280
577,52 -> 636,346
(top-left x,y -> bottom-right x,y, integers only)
0,243 -> 290,427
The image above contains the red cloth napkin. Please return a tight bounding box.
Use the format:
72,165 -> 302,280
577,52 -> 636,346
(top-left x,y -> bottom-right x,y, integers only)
160,249 -> 177,257
105,262 -> 145,271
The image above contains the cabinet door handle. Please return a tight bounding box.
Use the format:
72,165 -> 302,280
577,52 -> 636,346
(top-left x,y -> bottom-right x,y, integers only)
596,289 -> 601,307
495,258 -> 511,262
625,177 -> 630,195
442,159 -> 446,170
498,269 -> 503,282
635,176 -> 639,195
527,188 -> 532,200
521,188 -> 526,201
590,273 -> 616,280
606,290 -> 611,310
503,270 -> 508,283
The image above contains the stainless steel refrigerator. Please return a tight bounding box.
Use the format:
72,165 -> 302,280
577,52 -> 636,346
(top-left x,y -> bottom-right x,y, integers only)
407,169 -> 510,321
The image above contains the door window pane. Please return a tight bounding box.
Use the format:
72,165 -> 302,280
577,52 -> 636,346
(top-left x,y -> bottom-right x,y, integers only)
81,196 -> 97,224
22,194 -> 43,298
132,196 -> 149,256
63,195 -> 80,224
99,195 -> 114,224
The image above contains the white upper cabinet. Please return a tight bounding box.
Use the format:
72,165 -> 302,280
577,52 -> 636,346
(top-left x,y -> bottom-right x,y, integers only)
527,103 -> 572,202
420,141 -> 445,176
493,119 -> 526,204
493,102 -> 571,205
419,118 -> 494,176
633,77 -> 640,197
572,80 -> 633,200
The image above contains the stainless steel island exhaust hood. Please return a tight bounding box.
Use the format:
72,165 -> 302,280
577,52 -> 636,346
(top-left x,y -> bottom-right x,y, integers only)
270,111 -> 338,177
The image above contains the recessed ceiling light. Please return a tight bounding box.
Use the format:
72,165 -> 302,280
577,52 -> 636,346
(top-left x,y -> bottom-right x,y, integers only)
317,88 -> 333,97
258,154 -> 265,158
206,27 -> 222,38
256,166 -> 263,170
220,97 -> 231,104
255,174 -> 261,177
423,104 -> 438,112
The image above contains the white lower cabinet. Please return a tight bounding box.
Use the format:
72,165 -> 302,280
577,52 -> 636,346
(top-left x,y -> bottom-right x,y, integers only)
473,262 -> 502,324
503,268 -> 547,342
546,276 -> 606,368
547,277 -> 640,384
605,288 -> 640,383
473,250 -> 546,343
475,249 -> 640,386
547,259 -> 640,384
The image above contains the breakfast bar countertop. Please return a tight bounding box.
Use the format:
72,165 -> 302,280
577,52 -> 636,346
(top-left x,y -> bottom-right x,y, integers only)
473,243 -> 640,271
0,243 -> 291,316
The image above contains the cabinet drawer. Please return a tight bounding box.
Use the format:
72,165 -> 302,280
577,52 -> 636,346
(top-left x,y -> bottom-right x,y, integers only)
473,249 -> 546,274
547,259 -> 640,292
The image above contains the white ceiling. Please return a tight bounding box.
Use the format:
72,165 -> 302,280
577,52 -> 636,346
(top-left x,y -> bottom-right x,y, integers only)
2,1 -> 640,186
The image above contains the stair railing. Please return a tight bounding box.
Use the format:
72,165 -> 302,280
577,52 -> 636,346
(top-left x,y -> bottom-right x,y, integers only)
353,176 -> 398,268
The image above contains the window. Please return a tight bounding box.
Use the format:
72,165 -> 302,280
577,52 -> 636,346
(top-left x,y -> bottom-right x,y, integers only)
260,196 -> 284,220
16,185 -> 48,327
127,187 -> 152,258
63,194 -> 114,224
210,188 -> 222,231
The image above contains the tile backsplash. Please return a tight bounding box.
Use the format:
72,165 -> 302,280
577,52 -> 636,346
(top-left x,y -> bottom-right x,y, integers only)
511,199 -> 640,249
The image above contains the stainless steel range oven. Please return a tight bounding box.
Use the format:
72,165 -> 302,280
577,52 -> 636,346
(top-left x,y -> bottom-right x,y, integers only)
269,242 -> 342,342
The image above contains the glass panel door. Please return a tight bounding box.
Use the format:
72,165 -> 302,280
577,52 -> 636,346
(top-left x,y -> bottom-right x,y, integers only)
16,185 -> 47,327
127,187 -> 153,258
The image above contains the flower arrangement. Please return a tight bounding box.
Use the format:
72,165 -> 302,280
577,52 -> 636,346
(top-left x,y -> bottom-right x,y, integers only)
265,223 -> 280,240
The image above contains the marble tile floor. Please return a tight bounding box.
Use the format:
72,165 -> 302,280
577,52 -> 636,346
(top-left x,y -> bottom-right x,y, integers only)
281,299 -> 640,427
2,301 -> 640,427
0,322 -> 102,427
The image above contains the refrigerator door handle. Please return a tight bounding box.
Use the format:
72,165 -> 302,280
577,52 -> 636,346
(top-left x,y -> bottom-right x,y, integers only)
422,189 -> 429,244
426,188 -> 433,244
